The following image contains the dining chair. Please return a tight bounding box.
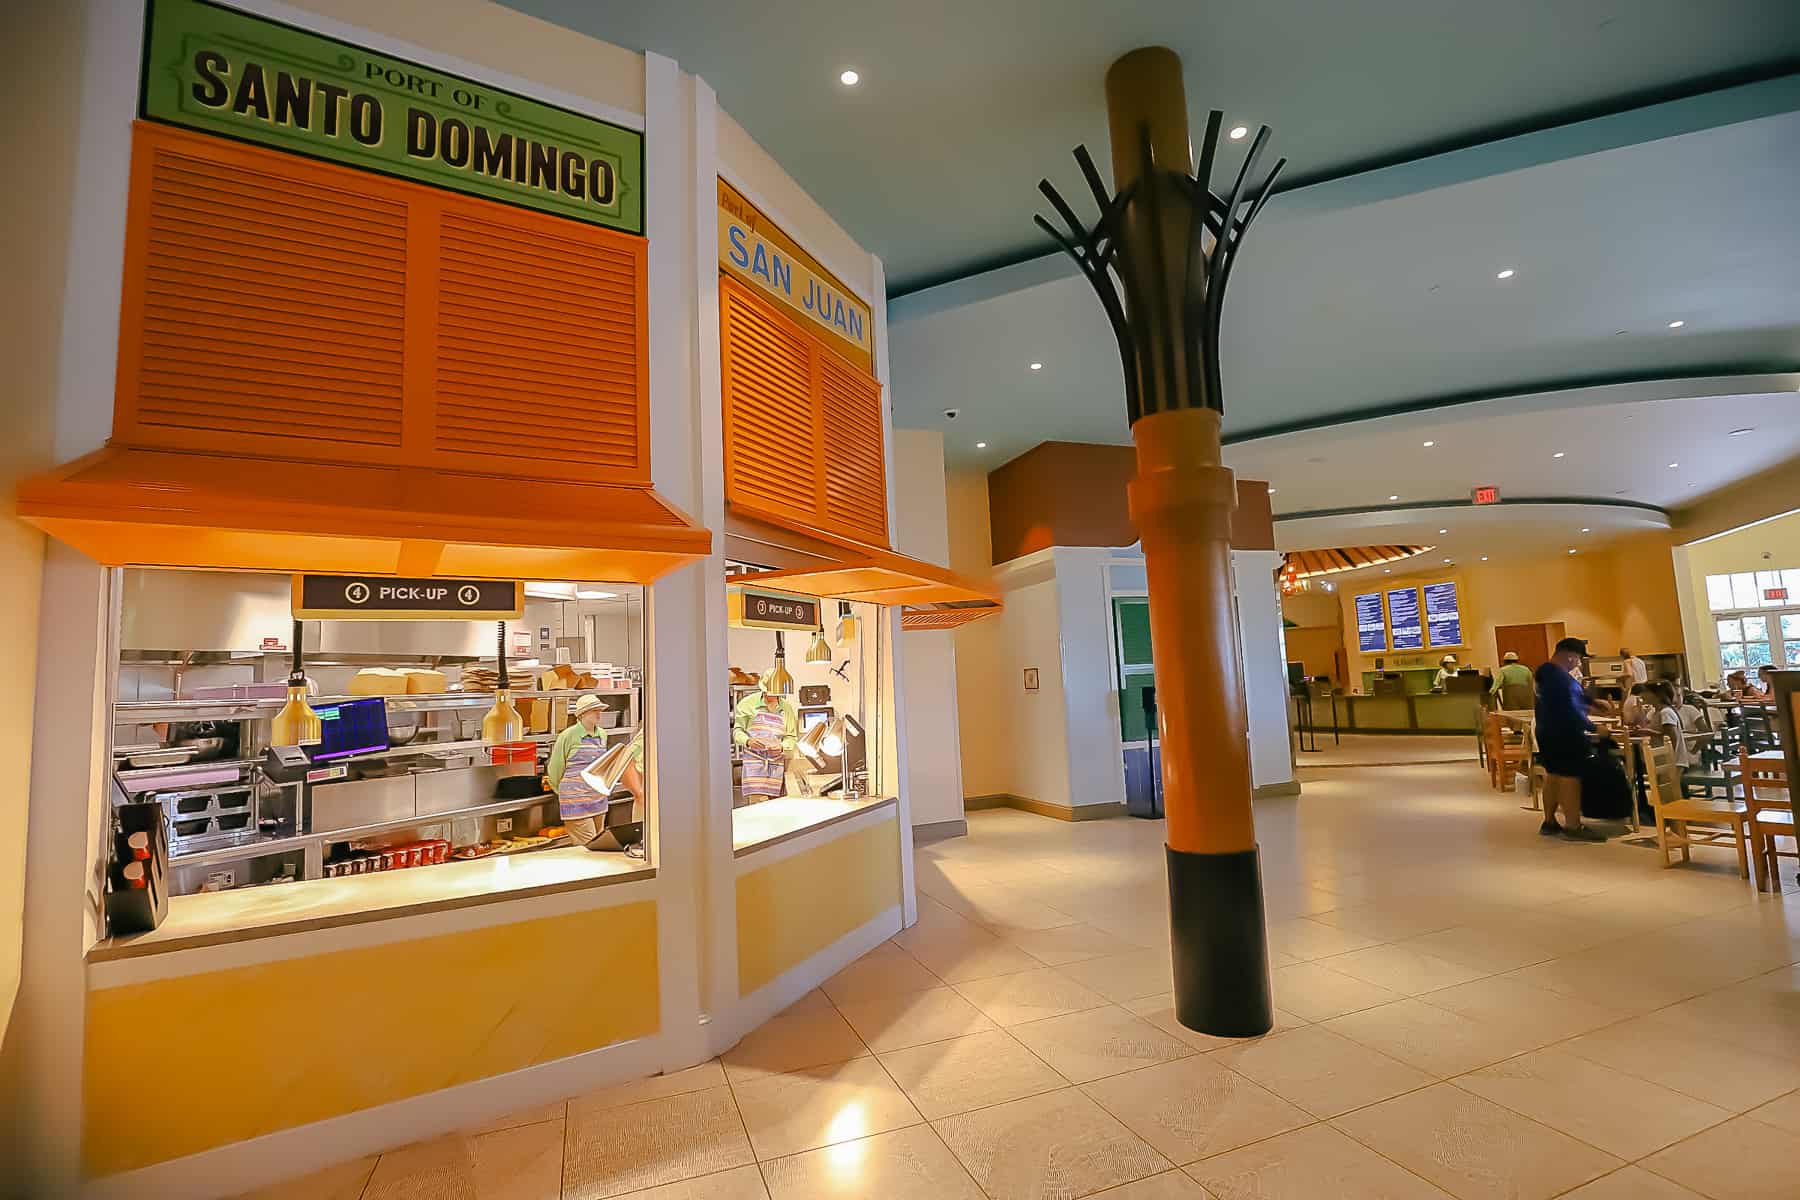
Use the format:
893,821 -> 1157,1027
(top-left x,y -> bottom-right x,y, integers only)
1740,750 -> 1794,893
1645,742 -> 1750,878
1484,712 -> 1527,793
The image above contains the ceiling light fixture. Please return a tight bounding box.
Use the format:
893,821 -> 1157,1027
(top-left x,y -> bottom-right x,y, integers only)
1267,486 -> 1277,494
1228,125 -> 1249,140
1438,529 -> 1448,535
575,589 -> 616,600
1029,361 -> 1042,371
1553,451 -> 1565,459
838,69 -> 860,86
1442,558 -> 1452,564
1668,462 -> 1679,468
1388,494 -> 1399,501
1422,440 -> 1435,447
1496,268 -> 1515,280
1667,319 -> 1684,329
1581,527 -> 1590,533
1728,427 -> 1754,436
1480,556 -> 1489,561
975,442 -> 987,449
1568,548 -> 1578,555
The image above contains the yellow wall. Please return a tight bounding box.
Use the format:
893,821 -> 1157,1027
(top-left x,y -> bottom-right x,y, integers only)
1675,508 -> 1800,684
1280,589 -> 1344,680
1335,533 -> 1684,674
84,902 -> 659,1178
945,470 -> 1010,798
736,817 -> 900,996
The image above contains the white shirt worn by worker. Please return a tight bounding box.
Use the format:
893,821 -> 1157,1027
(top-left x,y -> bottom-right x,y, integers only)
1625,656 -> 1648,684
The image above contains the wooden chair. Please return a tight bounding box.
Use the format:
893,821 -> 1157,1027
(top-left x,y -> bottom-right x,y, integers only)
1485,712 -> 1527,792
1644,742 -> 1750,878
1740,750 -> 1794,892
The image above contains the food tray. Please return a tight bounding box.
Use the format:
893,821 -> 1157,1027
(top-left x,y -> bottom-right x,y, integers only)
451,834 -> 571,861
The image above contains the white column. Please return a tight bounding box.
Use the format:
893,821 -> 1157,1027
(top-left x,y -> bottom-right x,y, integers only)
1232,549 -> 1297,795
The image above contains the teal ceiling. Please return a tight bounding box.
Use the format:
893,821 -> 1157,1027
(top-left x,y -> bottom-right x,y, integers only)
507,0 -> 1799,293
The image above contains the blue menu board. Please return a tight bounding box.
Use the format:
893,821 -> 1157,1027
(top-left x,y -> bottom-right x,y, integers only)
1387,587 -> 1424,650
1424,580 -> 1463,648
1354,592 -> 1386,653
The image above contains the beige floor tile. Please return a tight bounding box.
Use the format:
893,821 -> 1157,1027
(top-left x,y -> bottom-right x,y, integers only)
720,1007 -> 868,1083
1311,903 -> 1459,943
900,930 -> 1048,983
759,1124 -> 983,1199
462,1100 -> 567,1136
1553,1165 -> 1706,1199
1746,1088 -> 1800,1133
1321,942 -> 1490,995
234,1156 -> 378,1200
1209,1025 -> 1435,1118
951,966 -> 1110,1025
1508,951 -> 1714,1016
607,1165 -> 770,1199
1004,920 -> 1148,965
1086,1171 -> 1213,1198
1325,999 -> 1533,1077
1454,1048 -> 1732,1159
932,1087 -> 1172,1200
572,1061 -> 728,1113
1422,974 -> 1618,1043
1398,925 -> 1559,975
1332,1083 -> 1619,1200
1562,1017 -> 1800,1112
1081,1055 -> 1313,1165
1054,949 -> 1177,1003
368,1120 -> 563,1200
875,1029 -> 1067,1118
833,985 -> 999,1052
779,988 -> 836,1016
564,1087 -> 752,1200
938,882 -> 1080,934
1269,962 -> 1402,1022
820,942 -> 940,1005
1009,1005 -> 1197,1083
1642,1115 -> 1800,1199
1265,917 -> 1384,961
730,1056 -> 922,1161
1185,1122 -> 1452,1199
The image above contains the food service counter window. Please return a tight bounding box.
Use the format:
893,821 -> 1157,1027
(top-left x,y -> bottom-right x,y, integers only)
96,568 -> 655,954
725,566 -> 891,855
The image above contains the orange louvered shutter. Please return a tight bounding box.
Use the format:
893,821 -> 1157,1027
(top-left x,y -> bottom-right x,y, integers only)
719,276 -> 886,547
113,122 -> 648,485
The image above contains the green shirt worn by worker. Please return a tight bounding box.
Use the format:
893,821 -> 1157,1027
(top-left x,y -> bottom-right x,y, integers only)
732,690 -> 798,752
1491,661 -> 1533,697
546,722 -> 643,790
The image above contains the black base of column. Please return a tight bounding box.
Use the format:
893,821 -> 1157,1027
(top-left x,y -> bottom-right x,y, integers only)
1166,844 -> 1273,1038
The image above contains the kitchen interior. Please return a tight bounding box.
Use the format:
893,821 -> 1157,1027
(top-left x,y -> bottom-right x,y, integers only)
103,569 -> 648,943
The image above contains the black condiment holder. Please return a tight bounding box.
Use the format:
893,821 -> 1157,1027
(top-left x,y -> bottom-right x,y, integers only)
106,800 -> 170,935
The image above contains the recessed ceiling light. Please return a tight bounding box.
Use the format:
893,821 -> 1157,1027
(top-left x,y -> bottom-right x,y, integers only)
1496,268 -> 1515,280
1422,440 -> 1435,447
1228,125 -> 1249,140
1438,529 -> 1448,535
975,442 -> 987,449
576,589 -> 616,600
1267,486 -> 1277,494
1383,568 -> 1391,574
1388,494 -> 1400,501
1553,451 -> 1566,458
1029,361 -> 1042,371
1667,462 -> 1679,468
1729,427 -> 1755,436
1442,558 -> 1452,564
1667,319 -> 1684,329
1480,556 -> 1489,561
1568,548 -> 1578,555
839,69 -> 860,86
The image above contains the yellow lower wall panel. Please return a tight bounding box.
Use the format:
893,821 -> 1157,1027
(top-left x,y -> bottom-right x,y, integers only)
737,816 -> 900,997
84,900 -> 658,1178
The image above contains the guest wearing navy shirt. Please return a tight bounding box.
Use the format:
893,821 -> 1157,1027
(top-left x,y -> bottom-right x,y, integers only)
1535,637 -> 1606,841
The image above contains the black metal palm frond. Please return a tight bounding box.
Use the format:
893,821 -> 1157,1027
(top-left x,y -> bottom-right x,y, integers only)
1036,110 -> 1284,424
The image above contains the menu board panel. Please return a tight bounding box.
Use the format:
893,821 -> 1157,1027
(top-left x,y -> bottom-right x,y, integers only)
1387,587 -> 1424,650
1355,592 -> 1386,653
1424,580 -> 1463,648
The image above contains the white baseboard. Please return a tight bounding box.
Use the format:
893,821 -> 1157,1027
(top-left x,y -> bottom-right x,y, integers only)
708,904 -> 901,1057
83,1033 -> 669,1200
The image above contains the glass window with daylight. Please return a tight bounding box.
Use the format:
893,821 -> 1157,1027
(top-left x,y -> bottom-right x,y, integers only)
96,569 -> 651,957
1705,568 -> 1800,676
725,562 -> 888,854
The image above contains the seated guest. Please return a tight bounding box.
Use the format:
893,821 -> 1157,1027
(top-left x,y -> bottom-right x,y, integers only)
1673,684 -> 1706,733
1622,683 -> 1656,731
1755,664 -> 1777,699
1727,670 -> 1766,702
1652,682 -> 1691,769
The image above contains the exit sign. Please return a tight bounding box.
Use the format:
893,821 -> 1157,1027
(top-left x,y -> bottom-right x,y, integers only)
1767,588 -> 1790,602
1471,486 -> 1500,506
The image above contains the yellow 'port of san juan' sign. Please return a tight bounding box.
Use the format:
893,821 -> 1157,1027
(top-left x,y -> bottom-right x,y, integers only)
718,178 -> 873,372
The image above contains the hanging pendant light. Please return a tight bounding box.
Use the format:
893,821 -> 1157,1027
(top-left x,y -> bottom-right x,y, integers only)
835,601 -> 859,643
270,619 -> 321,747
764,630 -> 795,695
482,620 -> 523,745
805,628 -> 832,663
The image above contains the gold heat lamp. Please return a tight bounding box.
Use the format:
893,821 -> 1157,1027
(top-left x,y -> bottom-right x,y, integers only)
797,714 -> 854,770
481,620 -> 524,745
270,619 -> 321,747
763,631 -> 795,696
835,601 -> 859,643
804,628 -> 832,664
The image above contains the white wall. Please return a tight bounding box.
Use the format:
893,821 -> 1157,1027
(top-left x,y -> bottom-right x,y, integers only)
1232,550 -> 1297,796
1053,549 -> 1130,810
889,431 -> 965,830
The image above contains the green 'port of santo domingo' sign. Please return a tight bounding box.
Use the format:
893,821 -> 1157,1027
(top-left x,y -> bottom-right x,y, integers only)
141,0 -> 643,234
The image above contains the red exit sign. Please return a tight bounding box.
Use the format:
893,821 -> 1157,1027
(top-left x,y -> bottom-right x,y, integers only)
1471,485 -> 1500,506
1767,588 -> 1790,602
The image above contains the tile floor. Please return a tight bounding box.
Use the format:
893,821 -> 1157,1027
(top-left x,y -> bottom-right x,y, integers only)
244,745 -> 1800,1200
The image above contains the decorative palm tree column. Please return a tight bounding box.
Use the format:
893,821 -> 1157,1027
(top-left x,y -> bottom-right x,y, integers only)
1037,47 -> 1285,1036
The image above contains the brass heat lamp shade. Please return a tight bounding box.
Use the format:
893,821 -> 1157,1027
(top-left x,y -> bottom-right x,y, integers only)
762,662 -> 794,695
579,740 -> 635,797
835,602 -> 858,643
804,630 -> 832,664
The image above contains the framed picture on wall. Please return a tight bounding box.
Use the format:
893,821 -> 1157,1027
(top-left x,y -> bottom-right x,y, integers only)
1023,667 -> 1040,691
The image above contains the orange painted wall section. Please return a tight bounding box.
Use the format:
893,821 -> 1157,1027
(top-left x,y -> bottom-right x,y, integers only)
115,122 -> 649,487
985,441 -> 1272,562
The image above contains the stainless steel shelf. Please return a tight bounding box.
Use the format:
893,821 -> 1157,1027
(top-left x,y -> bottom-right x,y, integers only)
167,793 -> 558,864
113,686 -> 637,724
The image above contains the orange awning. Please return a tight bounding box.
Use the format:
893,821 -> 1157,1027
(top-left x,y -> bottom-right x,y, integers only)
17,446 -> 710,583
726,529 -> 1000,627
